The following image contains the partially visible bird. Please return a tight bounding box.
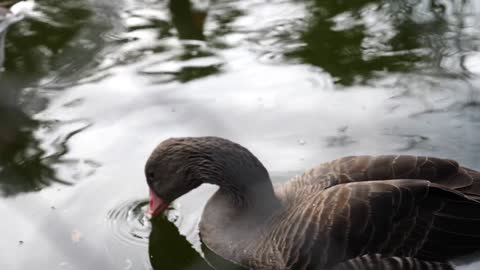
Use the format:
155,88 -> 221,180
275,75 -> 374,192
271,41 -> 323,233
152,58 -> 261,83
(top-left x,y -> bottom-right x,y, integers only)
145,136 -> 480,270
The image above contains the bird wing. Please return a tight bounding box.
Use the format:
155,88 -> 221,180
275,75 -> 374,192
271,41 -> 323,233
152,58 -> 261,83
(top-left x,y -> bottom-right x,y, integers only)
270,179 -> 480,269
278,155 -> 480,203
296,179 -> 480,268
330,254 -> 453,270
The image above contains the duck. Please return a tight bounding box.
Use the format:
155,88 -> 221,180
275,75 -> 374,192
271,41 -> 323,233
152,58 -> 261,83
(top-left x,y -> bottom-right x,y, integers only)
145,136 -> 480,270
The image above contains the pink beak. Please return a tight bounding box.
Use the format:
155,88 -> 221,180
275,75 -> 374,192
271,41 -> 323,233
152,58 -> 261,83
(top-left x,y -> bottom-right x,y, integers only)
149,189 -> 169,217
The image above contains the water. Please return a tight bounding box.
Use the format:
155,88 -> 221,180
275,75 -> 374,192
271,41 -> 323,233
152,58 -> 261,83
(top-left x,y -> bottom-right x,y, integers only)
1,0 -> 480,269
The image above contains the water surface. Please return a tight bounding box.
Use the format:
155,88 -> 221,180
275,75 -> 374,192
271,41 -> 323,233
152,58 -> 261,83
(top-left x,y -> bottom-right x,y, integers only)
1,0 -> 480,269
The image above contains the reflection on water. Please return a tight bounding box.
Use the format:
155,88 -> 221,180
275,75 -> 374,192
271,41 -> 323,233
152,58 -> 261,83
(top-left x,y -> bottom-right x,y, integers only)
0,0 -> 111,197
106,197 -> 246,270
149,213 -> 247,270
124,0 -> 243,84
0,71 -> 57,197
0,93 -> 98,197
1,0 -> 480,269
0,92 -> 53,196
106,199 -> 151,246
3,1 -> 92,74
149,214 -> 213,270
170,0 -> 206,40
0,5 -> 10,68
256,0 -> 479,85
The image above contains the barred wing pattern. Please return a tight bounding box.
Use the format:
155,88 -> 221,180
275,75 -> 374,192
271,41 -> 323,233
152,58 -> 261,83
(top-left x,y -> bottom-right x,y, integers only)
264,156 -> 480,270
330,254 -> 453,270
278,155 -> 480,205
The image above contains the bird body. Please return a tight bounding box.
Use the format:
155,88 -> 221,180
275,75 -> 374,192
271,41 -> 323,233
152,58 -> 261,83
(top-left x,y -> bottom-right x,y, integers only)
146,137 -> 480,270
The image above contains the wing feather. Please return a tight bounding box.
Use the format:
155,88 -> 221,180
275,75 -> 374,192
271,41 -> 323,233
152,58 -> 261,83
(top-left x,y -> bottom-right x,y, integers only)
281,155 -> 480,199
332,180 -> 480,262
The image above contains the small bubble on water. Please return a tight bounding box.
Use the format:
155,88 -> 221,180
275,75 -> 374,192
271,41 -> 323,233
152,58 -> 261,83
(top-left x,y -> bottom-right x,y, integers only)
124,258 -> 133,270
59,262 -> 71,268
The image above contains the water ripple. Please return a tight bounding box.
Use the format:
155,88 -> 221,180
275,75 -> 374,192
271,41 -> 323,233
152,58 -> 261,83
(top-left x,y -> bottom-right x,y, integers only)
106,199 -> 152,246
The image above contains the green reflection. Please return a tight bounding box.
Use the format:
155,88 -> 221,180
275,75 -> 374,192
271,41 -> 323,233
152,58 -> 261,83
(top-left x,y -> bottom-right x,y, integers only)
0,102 -> 56,196
0,0 -> 105,197
285,0 -> 472,85
167,0 -> 225,84
141,0 -> 246,83
169,0 -> 206,40
4,1 -> 94,74
169,0 -> 244,45
0,71 -> 77,197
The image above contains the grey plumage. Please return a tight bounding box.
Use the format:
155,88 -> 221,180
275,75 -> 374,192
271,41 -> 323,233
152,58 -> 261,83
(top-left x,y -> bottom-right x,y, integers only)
146,137 -> 480,270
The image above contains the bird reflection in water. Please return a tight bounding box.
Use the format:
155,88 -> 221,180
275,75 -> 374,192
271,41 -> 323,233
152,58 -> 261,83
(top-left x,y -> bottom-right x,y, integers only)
146,1 -> 248,263
149,214 -> 247,270
148,3 -> 246,268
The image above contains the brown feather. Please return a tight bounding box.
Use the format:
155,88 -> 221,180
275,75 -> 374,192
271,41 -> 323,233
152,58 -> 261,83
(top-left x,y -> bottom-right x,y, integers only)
146,138 -> 480,270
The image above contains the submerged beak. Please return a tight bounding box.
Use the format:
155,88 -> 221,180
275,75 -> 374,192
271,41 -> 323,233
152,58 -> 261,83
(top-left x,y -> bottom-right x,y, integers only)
149,189 -> 169,218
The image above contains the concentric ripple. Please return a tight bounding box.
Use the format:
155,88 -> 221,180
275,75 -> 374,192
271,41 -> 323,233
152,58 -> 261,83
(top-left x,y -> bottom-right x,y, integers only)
106,199 -> 152,246
106,199 -> 182,246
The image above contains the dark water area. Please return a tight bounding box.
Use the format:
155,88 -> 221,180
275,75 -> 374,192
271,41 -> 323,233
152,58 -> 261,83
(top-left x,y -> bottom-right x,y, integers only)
1,0 -> 480,269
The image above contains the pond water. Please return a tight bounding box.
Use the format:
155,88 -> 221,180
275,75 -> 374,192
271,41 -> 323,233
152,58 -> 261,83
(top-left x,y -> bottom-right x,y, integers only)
1,0 -> 480,269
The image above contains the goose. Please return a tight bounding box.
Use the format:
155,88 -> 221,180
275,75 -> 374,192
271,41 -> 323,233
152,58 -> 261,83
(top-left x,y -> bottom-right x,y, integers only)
145,136 -> 480,270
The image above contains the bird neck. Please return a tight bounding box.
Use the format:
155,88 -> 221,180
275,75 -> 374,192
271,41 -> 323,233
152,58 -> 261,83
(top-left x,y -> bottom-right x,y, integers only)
217,176 -> 281,216
200,175 -> 282,265
198,150 -> 283,265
